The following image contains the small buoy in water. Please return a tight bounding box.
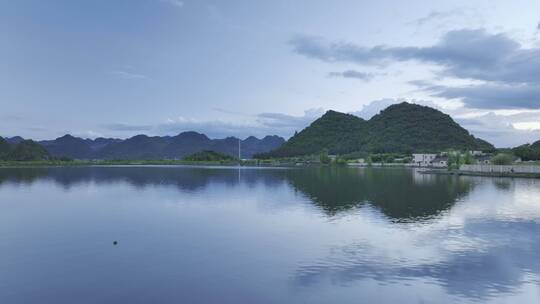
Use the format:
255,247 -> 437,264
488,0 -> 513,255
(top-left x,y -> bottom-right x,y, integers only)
113,241 -> 118,245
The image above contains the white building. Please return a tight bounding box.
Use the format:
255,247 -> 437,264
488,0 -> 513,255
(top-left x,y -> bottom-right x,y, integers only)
412,154 -> 437,167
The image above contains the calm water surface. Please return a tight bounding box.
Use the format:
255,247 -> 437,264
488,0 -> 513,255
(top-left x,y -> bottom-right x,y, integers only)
1,166 -> 539,303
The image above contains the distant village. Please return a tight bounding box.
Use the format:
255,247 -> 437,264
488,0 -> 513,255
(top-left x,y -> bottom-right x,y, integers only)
340,151 -> 540,177
410,151 -> 491,168
335,150 -> 535,169
335,150 -> 494,168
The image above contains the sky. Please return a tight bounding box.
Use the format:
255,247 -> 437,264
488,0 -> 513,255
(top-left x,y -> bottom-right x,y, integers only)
1,0 -> 540,147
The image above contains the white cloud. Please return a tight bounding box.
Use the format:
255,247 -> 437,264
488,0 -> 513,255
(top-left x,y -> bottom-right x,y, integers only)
256,108 -> 324,129
352,98 -> 441,120
328,70 -> 376,82
99,109 -> 324,140
410,8 -> 484,30
291,29 -> 540,110
512,122 -> 540,131
455,111 -> 540,147
160,0 -> 184,8
111,70 -> 147,80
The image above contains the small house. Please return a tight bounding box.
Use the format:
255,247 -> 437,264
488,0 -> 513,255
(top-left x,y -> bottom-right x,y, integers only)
431,156 -> 449,168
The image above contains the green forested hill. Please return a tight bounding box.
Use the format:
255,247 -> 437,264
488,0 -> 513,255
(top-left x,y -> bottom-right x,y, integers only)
364,103 -> 494,153
264,110 -> 368,157
1,140 -> 51,161
260,102 -> 495,157
513,140 -> 540,161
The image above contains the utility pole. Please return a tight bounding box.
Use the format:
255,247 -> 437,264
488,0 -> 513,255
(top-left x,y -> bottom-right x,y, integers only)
238,138 -> 241,161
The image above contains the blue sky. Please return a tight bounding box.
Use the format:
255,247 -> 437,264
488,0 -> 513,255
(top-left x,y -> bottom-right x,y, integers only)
1,0 -> 540,147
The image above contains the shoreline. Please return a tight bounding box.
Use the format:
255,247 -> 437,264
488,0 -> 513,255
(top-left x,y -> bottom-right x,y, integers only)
419,169 -> 540,179
0,160 -> 303,168
2,161 -> 539,179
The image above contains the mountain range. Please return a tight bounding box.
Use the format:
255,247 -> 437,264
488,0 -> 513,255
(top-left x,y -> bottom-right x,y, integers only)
1,103 -> 506,161
33,132 -> 285,160
261,102 -> 495,157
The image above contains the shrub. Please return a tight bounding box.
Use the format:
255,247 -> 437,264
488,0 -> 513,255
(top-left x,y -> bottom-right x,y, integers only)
319,149 -> 331,164
491,153 -> 513,165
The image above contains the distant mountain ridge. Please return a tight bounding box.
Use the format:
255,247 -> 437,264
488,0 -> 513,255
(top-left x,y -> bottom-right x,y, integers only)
5,136 -> 25,145
262,102 -> 495,157
32,132 -> 285,160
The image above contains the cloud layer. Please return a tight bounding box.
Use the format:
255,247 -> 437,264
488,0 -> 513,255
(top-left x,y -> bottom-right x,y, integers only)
328,70 -> 375,81
101,109 -> 324,140
291,29 -> 540,110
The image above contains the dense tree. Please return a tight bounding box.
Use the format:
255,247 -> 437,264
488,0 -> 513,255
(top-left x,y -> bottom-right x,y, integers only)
491,153 -> 513,165
5,140 -> 51,161
463,151 -> 474,165
513,143 -> 540,161
319,149 -> 331,164
365,103 -> 493,153
183,150 -> 235,161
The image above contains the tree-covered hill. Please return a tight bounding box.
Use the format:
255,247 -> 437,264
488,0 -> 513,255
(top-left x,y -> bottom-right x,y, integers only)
260,102 -> 495,157
364,103 -> 494,153
513,141 -> 540,161
0,139 -> 51,161
261,110 -> 368,157
0,137 -> 11,158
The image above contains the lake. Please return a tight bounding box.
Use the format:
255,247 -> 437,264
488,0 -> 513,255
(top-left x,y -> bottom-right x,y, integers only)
1,166 -> 539,303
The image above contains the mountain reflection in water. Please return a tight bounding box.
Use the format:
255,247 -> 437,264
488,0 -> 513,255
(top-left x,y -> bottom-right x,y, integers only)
0,166 -> 539,304
0,166 -> 474,220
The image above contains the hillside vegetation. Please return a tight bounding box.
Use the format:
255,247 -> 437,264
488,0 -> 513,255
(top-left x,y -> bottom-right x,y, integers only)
259,102 -> 495,158
266,111 -> 368,157
0,137 -> 51,161
513,141 -> 540,161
